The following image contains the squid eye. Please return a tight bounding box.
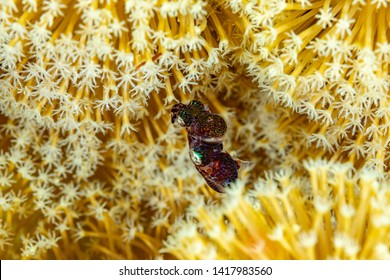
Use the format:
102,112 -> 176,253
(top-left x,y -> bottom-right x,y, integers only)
177,110 -> 191,126
190,150 -> 203,165
189,100 -> 204,110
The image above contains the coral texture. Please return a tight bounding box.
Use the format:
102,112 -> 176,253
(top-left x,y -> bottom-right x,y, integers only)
1,0 -> 390,259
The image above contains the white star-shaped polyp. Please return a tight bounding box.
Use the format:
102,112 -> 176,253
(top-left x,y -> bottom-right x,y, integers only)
372,0 -> 388,8
335,16 -> 355,38
315,8 -> 335,29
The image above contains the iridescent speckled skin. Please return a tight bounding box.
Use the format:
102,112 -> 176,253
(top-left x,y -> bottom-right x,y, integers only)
171,100 -> 227,143
171,100 -> 240,193
189,136 -> 239,193
188,113 -> 227,144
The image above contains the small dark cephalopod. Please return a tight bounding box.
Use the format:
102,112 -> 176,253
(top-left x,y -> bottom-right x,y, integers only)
171,100 -> 247,193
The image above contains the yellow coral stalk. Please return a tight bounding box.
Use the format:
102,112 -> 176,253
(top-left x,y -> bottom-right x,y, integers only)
163,160 -> 390,259
222,0 -> 390,173
1,0 -> 390,261
0,0 -> 231,136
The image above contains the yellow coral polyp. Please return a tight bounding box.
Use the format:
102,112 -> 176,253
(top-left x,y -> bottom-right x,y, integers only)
164,160 -> 390,260
1,0 -> 390,260
228,0 -> 390,172
0,0 -> 230,136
